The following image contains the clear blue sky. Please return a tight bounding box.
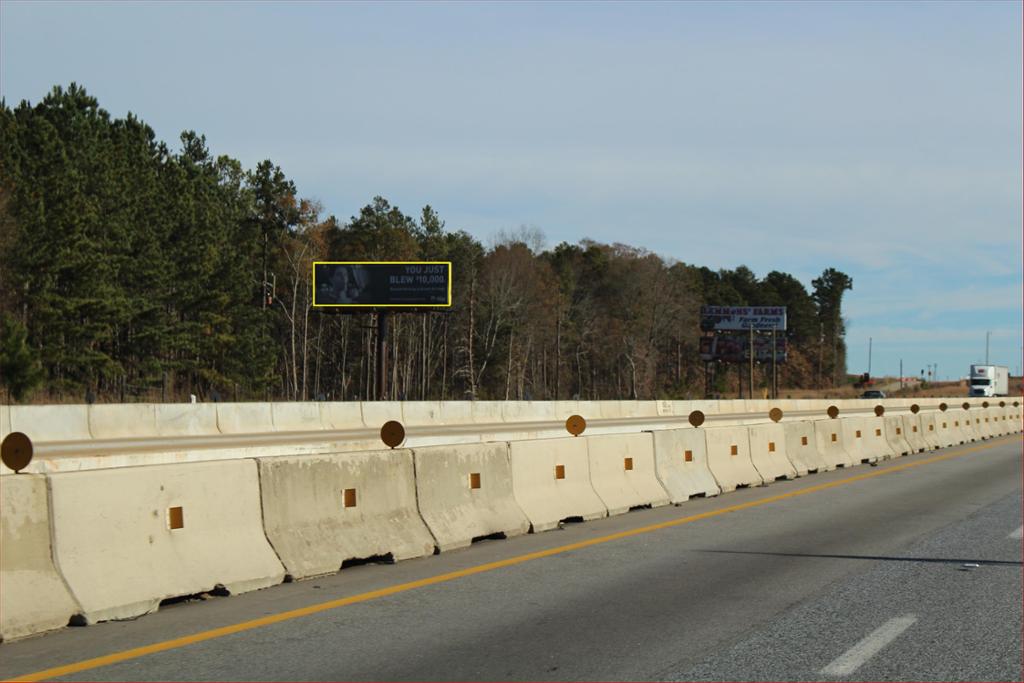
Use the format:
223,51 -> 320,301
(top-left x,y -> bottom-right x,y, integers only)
2,1 -> 1021,380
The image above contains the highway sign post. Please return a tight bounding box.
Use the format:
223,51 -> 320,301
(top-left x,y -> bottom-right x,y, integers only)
701,306 -> 787,399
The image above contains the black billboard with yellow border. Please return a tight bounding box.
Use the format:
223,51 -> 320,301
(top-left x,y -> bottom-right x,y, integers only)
313,261 -> 452,308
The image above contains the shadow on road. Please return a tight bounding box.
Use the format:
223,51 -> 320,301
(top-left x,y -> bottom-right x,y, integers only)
696,549 -> 1021,566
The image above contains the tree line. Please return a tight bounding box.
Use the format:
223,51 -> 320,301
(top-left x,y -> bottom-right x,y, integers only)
0,84 -> 853,403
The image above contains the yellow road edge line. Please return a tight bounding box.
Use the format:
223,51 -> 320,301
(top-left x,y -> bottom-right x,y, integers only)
7,436 -> 1015,682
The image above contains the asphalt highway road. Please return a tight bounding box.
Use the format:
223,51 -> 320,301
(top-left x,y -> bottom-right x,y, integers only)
2,436 -> 1020,682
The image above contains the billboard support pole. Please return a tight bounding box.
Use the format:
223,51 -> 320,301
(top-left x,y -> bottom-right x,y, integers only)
376,311 -> 389,400
772,327 -> 777,399
748,324 -> 755,400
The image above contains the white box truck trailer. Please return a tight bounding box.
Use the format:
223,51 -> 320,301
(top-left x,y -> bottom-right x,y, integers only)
969,364 -> 1009,397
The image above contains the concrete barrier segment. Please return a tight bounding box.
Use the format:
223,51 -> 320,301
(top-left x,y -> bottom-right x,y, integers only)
812,419 -> 855,469
412,442 -> 530,552
704,426 -> 764,492
992,407 -> 1011,437
216,403 -> 275,434
585,433 -> 671,515
861,417 -> 896,460
257,449 -> 434,580
782,421 -> 831,473
425,401 -> 472,426
917,412 -> 942,449
883,416 -> 913,456
508,437 -> 607,532
931,412 -> 957,448
746,423 -> 800,480
465,401 -> 503,424
154,403 -> 220,437
0,474 -> 82,641
553,401 -> 582,421
899,414 -> 928,453
944,413 -> 969,444
839,417 -> 874,464
400,402 -> 441,426
88,404 -> 159,439
960,409 -> 983,439
361,402 -> 405,431
48,460 -> 285,624
10,405 -> 92,443
648,428 -> 721,504
270,402 -> 325,432
320,402 -> 366,430
501,401 -> 557,423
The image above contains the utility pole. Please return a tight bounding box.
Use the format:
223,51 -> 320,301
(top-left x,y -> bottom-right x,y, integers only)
899,358 -> 903,391
985,331 -> 990,365
868,337 -> 872,377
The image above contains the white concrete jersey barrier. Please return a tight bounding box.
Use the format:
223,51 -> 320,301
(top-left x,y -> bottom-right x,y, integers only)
154,403 -> 220,437
1003,407 -> 1014,433
997,407 -> 1012,436
917,413 -> 941,449
746,423 -> 800,480
502,401 -> 557,423
978,411 -> 997,439
0,475 -> 82,641
952,412 -> 974,443
782,421 -> 831,473
883,416 -> 912,456
361,401 -> 404,431
48,460 -> 285,624
900,414 -> 929,452
270,402 -> 325,432
932,412 -> 957,447
840,418 -> 874,464
992,407 -> 1010,436
966,410 -> 985,440
648,429 -> 720,503
861,417 -> 896,460
89,404 -> 159,439
969,409 -> 990,437
585,433 -> 670,515
321,402 -> 366,430
402,402 -> 445,426
935,411 -> 957,447
960,413 -> 980,440
469,402 -> 505,424
813,419 -> 854,468
948,411 -> 973,443
413,443 -> 530,552
508,437 -> 607,532
704,426 -> 763,492
981,408 -> 1000,437
216,403 -> 275,434
1007,407 -> 1018,433
9,404 -> 92,442
257,450 -> 434,580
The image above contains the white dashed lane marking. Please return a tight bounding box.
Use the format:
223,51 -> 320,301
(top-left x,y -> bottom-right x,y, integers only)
819,615 -> 918,677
